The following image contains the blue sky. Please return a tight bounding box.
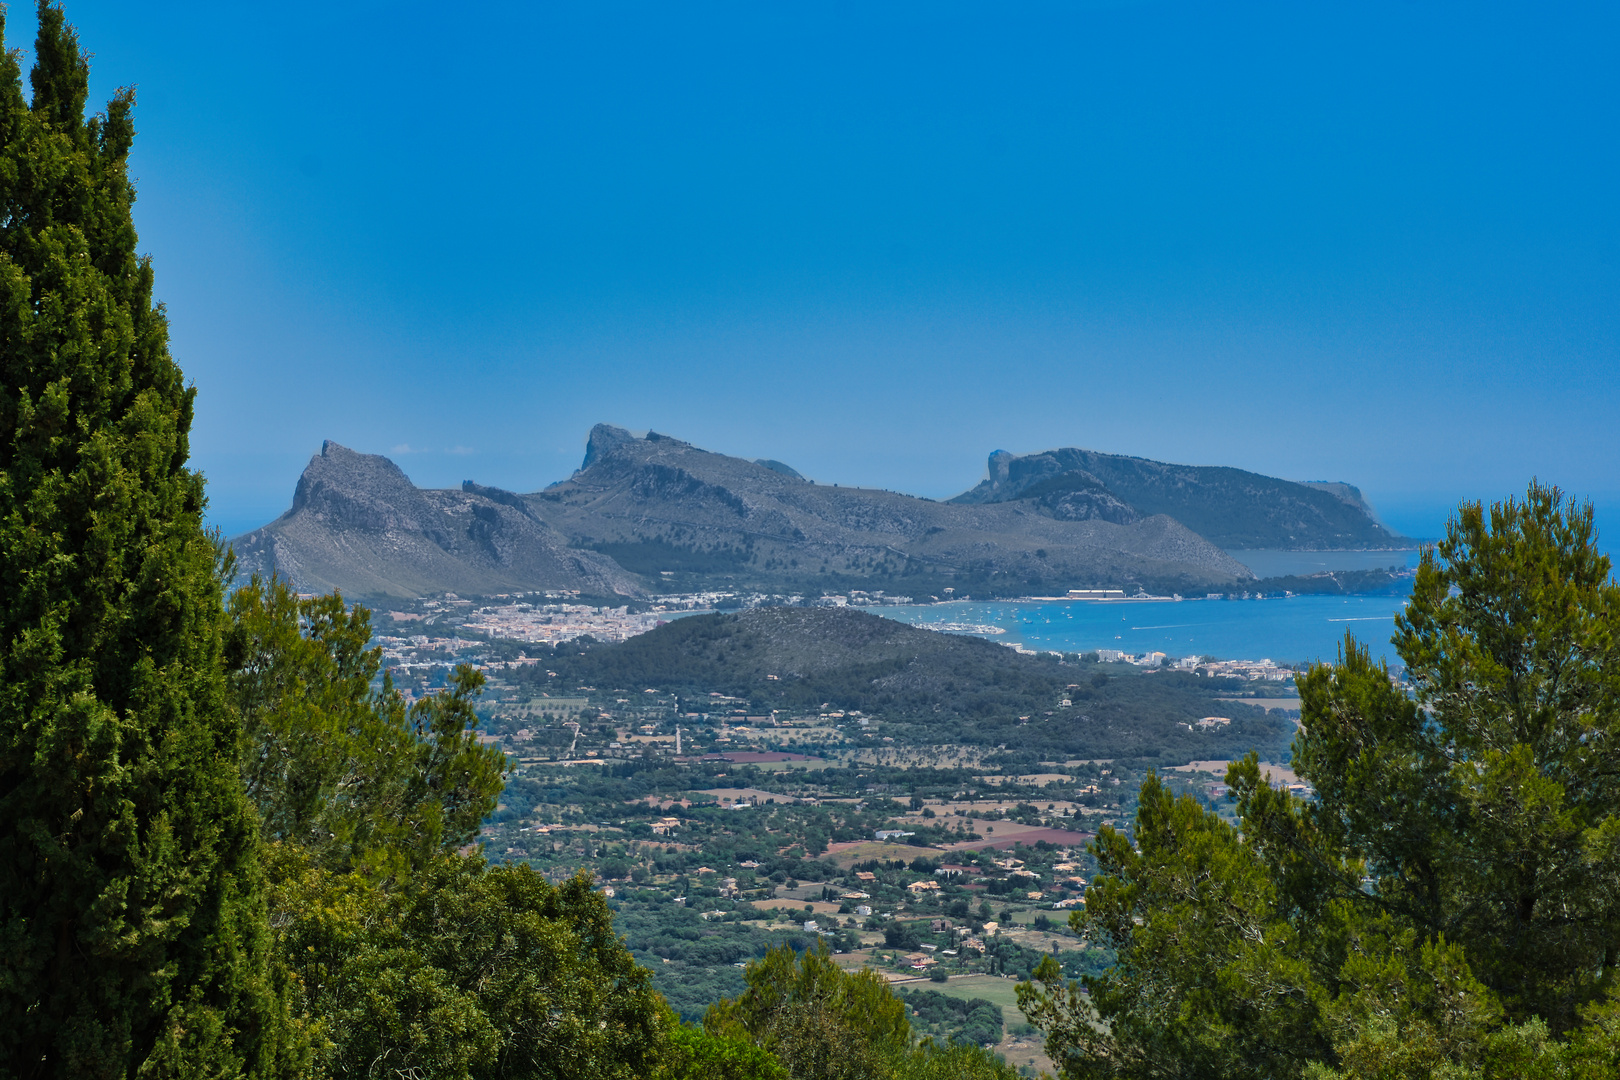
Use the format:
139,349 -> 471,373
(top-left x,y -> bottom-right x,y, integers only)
23,1 -> 1620,542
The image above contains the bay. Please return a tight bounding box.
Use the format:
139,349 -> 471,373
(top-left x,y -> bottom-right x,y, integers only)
863,592 -> 1412,668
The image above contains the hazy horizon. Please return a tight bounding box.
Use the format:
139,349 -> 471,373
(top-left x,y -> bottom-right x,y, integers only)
203,426 -> 1615,551
20,2 -> 1615,547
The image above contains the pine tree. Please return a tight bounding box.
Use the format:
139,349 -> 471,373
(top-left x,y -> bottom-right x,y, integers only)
1018,483 -> 1620,1078
0,4 -> 292,1076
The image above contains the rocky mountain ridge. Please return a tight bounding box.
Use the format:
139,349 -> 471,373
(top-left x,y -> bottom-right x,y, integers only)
951,446 -> 1404,550
231,425 -> 1393,599
529,425 -> 1249,593
230,441 -> 641,598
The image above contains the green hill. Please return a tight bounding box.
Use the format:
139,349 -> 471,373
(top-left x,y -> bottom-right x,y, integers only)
519,607 -> 1295,765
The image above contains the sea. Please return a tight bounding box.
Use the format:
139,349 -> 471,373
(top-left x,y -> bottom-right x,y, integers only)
860,549 -> 1425,668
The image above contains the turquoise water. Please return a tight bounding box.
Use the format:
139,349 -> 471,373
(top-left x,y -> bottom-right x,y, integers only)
864,593 -> 1412,668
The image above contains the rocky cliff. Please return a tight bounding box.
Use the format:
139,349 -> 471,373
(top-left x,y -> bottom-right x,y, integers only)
231,428 -> 1262,599
952,447 -> 1405,550
230,441 -> 641,598
523,425 -> 1253,592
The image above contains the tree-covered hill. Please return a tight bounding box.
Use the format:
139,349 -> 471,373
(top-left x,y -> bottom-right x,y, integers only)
522,608 -> 1295,764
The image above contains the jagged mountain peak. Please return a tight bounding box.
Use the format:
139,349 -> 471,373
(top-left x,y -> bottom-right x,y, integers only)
580,423 -> 641,471
290,441 -> 432,525
538,424 -> 1252,589
236,425 -> 1390,599
232,439 -> 642,599
577,424 -> 710,473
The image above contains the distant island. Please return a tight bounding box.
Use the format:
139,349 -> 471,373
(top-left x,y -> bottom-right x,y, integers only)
230,424 -> 1409,600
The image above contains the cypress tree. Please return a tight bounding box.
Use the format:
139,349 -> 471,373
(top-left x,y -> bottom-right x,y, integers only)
0,4 -> 291,1076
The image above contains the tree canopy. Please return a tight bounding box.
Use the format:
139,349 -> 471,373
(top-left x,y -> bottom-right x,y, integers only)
0,4 -> 293,1075
1020,483 -> 1620,1079
705,942 -> 1019,1080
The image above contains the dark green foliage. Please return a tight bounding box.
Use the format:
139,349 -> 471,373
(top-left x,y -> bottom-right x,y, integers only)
1019,773 -> 1331,1079
227,575 -> 507,876
274,857 -> 669,1079
611,899 -> 777,1020
1018,484 -> 1620,1078
707,942 -> 912,1080
656,1024 -> 790,1080
885,923 -> 924,951
226,572 -> 673,1076
1378,483 -> 1620,1025
706,944 -> 1020,1080
898,990 -> 1005,1047
897,1041 -> 1021,1080
0,5 -> 291,1075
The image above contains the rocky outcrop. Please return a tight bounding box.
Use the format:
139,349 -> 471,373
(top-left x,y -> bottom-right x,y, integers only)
231,427 -> 1316,600
577,423 -> 639,473
230,442 -> 641,598
953,447 -> 1405,550
1014,470 -> 1142,524
1299,481 -> 1390,531
526,428 -> 1253,590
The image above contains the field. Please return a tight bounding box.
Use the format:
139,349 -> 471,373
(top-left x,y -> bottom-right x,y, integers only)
745,897 -> 842,914
902,975 -> 1056,1077
734,758 -> 836,772
940,820 -> 1095,853
914,973 -> 1024,1010
1171,759 -> 1302,786
824,840 -> 949,867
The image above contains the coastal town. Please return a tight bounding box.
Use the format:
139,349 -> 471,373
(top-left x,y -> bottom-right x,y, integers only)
368,589 -> 1308,688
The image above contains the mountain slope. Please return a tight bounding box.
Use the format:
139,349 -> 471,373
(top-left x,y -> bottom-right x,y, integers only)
230,442 -> 641,598
235,426 -> 1406,600
952,447 -> 1405,550
524,426 -> 1253,593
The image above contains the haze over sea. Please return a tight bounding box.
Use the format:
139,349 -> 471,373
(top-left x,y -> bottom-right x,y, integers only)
864,550 -> 1425,667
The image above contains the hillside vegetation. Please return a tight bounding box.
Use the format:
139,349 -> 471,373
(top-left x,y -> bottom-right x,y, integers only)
953,446 -> 1406,550
520,608 -> 1295,765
